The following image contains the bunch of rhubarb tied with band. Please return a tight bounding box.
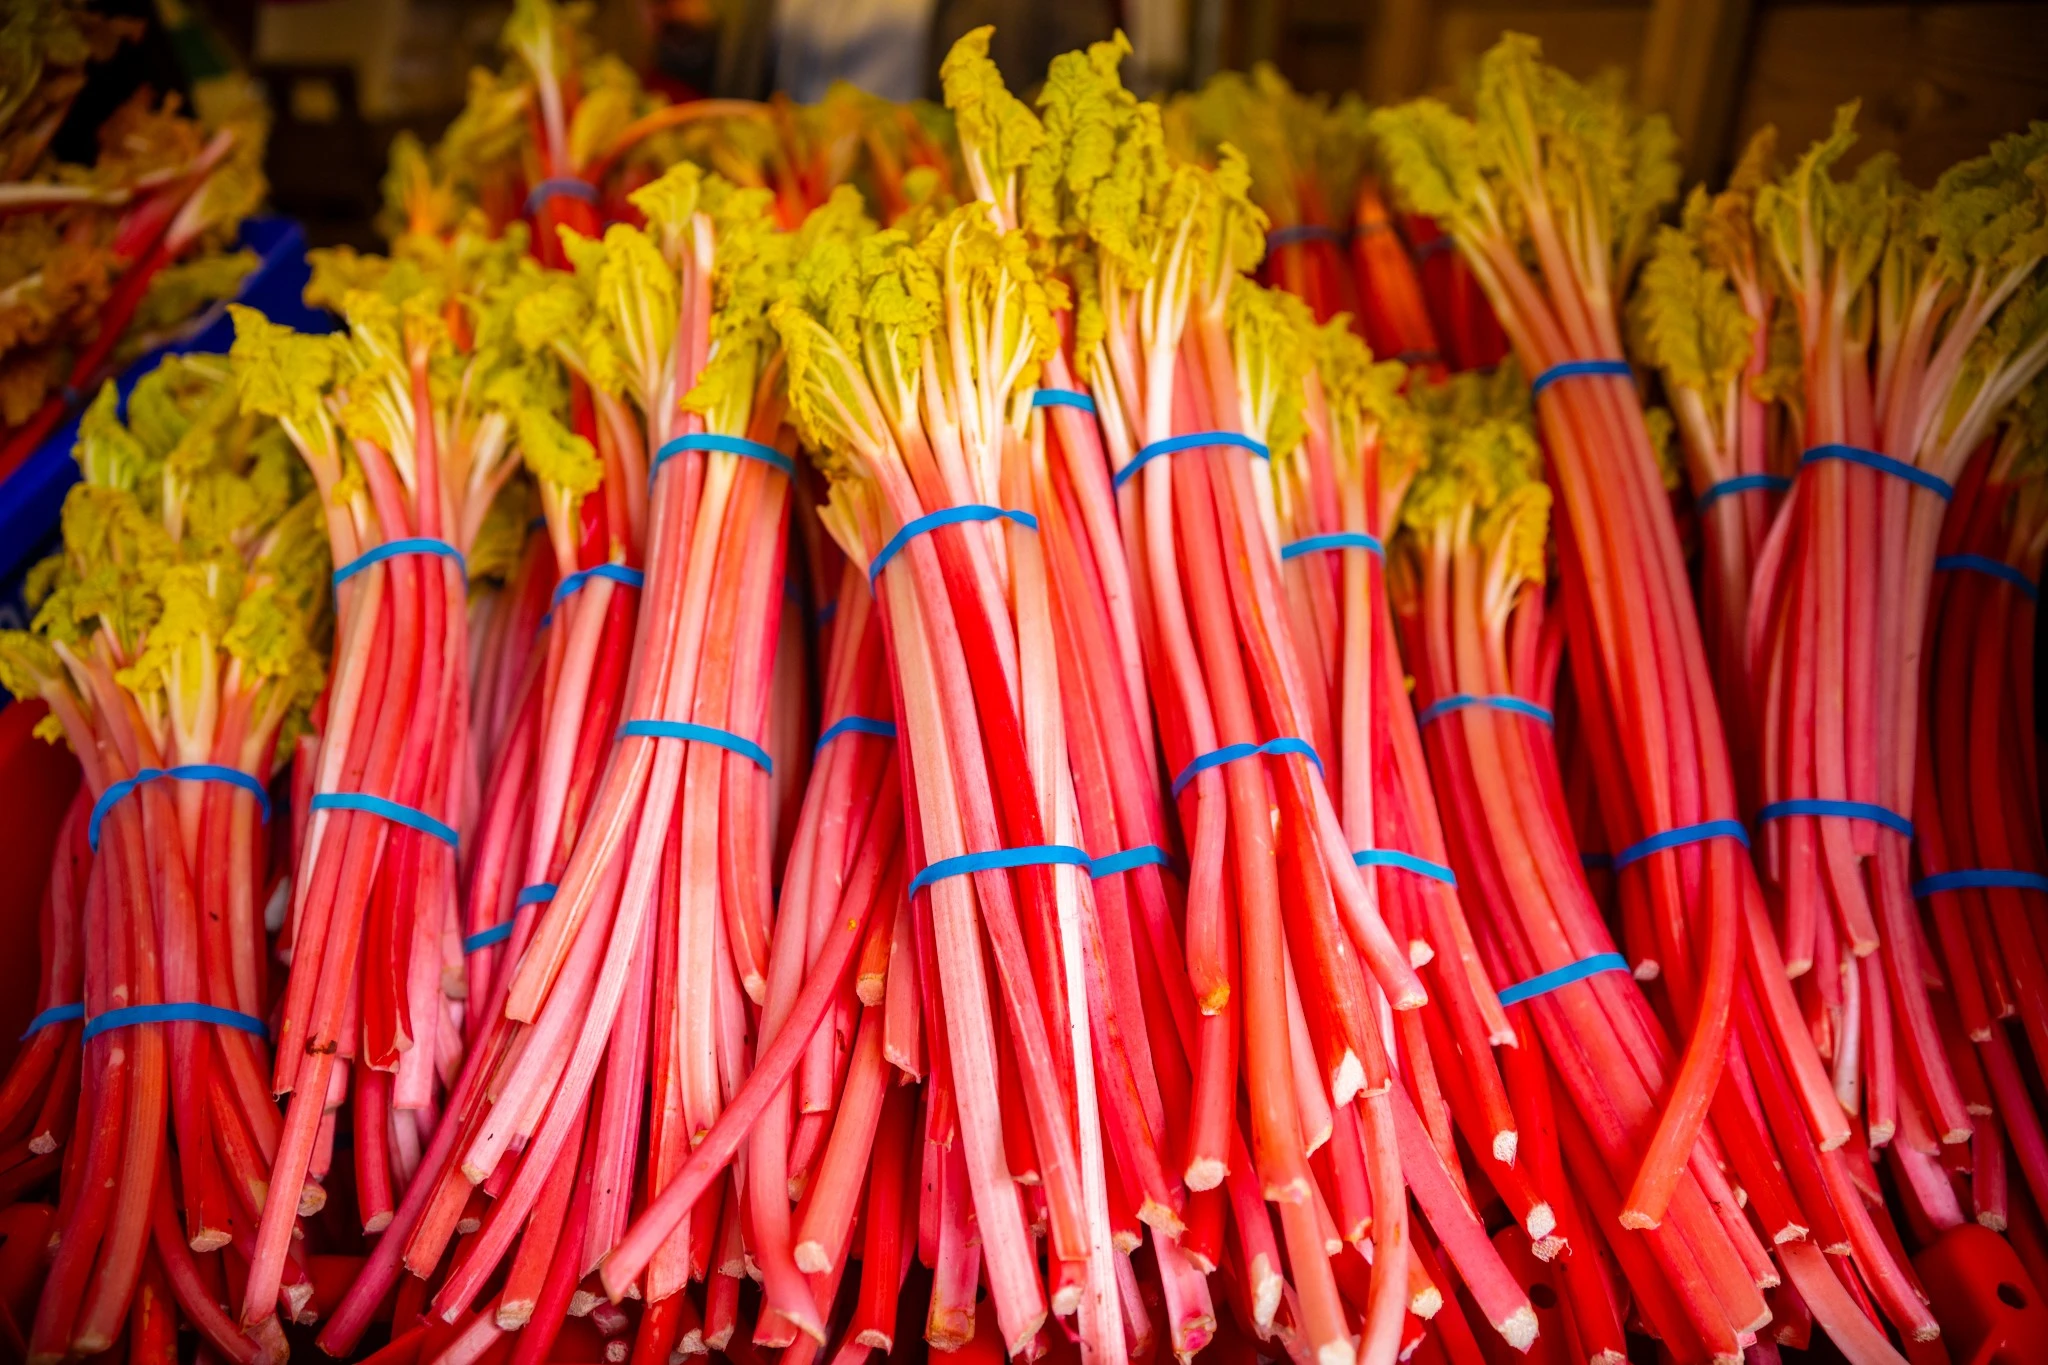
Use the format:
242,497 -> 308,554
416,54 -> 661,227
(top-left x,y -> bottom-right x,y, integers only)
1744,112 -> 2048,1161
1392,376 -> 1762,1363
1914,389 -> 2048,1241
224,233 -> 552,1332
1278,328 -> 1576,1360
748,169 -> 1131,1361
0,356 -> 331,1365
1628,130 -> 1798,793
1038,33 -> 1441,1365
1373,35 -> 1953,1359
311,165 -> 814,1362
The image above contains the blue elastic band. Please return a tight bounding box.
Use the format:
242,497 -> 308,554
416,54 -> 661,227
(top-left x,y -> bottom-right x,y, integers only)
1611,819 -> 1750,871
309,792 -> 460,848
815,716 -> 896,754
1281,532 -> 1385,561
1913,869 -> 2048,898
909,845 -> 1093,896
81,1003 -> 268,1042
654,433 -> 795,480
1412,235 -> 1454,259
1416,693 -> 1556,728
1113,432 -> 1270,493
1267,224 -> 1345,250
1580,852 -> 1614,872
1498,953 -> 1630,1007
617,719 -> 772,773
517,883 -> 559,907
1799,445 -> 1953,501
1937,554 -> 2038,602
527,515 -> 547,533
463,922 -> 514,953
333,538 -> 467,589
1353,849 -> 1457,887
19,1002 -> 84,1039
1530,359 -> 1631,398
1171,737 -> 1322,798
526,177 -> 599,214
1697,474 -> 1791,512
89,765 -> 273,852
867,505 -> 1038,584
1756,798 -> 1912,839
1090,845 -> 1172,879
1033,389 -> 1097,414
816,600 -> 838,627
542,563 -> 645,626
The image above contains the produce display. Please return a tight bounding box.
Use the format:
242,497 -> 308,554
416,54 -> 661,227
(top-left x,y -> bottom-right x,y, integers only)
2,7 -> 2047,1365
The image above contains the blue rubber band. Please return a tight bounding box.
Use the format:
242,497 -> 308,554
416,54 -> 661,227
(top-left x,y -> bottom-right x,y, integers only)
617,719 -> 772,773
19,1002 -> 84,1039
1936,554 -> 2038,602
526,177 -> 599,214
1913,869 -> 2048,898
816,600 -> 839,627
815,715 -> 897,754
1113,432 -> 1270,493
1498,953 -> 1630,1007
1033,389 -> 1097,414
1412,235 -> 1454,259
909,844 -> 1093,896
1415,693 -> 1556,728
333,537 -> 467,589
89,765 -> 273,852
542,563 -> 644,626
1281,532 -> 1385,561
1171,737 -> 1322,798
517,883 -> 559,907
1090,845 -> 1173,879
309,792 -> 460,848
1697,474 -> 1791,512
1611,819 -> 1751,871
463,921 -> 515,954
81,1002 -> 268,1042
653,433 -> 795,480
1756,798 -> 1912,839
1267,224 -> 1344,250
527,515 -> 547,533
1580,852 -> 1614,872
867,505 -> 1038,584
1799,445 -> 1953,501
1352,849 -> 1457,887
1531,359 -> 1631,398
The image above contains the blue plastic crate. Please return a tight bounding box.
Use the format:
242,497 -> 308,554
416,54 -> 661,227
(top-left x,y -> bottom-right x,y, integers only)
0,215 -> 333,627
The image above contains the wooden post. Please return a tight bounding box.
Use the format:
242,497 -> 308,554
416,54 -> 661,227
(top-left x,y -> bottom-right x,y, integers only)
1363,0 -> 1433,104
1639,0 -> 1756,183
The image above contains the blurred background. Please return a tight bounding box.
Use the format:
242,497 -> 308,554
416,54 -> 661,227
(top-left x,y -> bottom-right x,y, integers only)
95,0 -> 2048,250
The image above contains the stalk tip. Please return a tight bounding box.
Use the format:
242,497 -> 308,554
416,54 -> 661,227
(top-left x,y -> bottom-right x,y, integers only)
1495,1305 -> 1539,1351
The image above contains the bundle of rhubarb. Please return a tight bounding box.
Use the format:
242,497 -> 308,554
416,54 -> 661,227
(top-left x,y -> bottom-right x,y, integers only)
1374,35 -> 1952,1358
1742,110 -> 2048,1162
1392,371 -> 1765,1364
1914,386 -> 2048,1240
0,354 -> 330,1364
1627,130 -> 1800,790
0,31 -> 269,477
1170,68 -> 1453,383
310,163 -> 821,1362
1035,33 -> 1463,1363
225,225 -> 554,1334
